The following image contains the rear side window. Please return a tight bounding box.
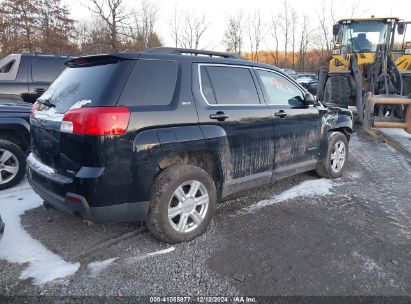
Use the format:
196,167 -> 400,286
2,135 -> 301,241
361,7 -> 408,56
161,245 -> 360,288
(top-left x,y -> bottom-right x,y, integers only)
0,60 -> 15,73
40,61 -> 127,113
119,60 -> 178,106
31,59 -> 66,82
200,65 -> 259,105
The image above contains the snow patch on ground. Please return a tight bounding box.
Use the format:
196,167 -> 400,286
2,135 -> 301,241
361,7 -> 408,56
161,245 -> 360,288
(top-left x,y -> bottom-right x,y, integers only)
0,181 -> 80,285
126,247 -> 176,264
240,179 -> 335,214
27,153 -> 55,175
352,251 -> 386,279
87,258 -> 118,278
346,171 -> 362,179
68,99 -> 91,111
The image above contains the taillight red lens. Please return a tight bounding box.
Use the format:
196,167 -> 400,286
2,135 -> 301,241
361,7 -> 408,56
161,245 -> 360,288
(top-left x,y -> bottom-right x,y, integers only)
31,101 -> 40,116
66,195 -> 81,204
61,107 -> 130,136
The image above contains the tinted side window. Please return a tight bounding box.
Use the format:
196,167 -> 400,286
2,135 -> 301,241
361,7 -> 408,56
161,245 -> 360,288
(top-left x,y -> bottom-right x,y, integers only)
0,60 -> 15,73
201,66 -> 259,105
200,66 -> 217,104
257,70 -> 304,106
119,60 -> 178,106
32,59 -> 66,82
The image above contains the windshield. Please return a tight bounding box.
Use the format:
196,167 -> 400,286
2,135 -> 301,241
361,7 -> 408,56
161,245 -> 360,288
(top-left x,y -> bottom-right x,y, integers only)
340,21 -> 391,53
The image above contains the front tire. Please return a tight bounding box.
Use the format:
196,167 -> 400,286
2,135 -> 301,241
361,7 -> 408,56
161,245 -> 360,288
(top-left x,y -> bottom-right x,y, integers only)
147,165 -> 217,244
323,76 -> 351,107
0,139 -> 26,190
316,132 -> 349,179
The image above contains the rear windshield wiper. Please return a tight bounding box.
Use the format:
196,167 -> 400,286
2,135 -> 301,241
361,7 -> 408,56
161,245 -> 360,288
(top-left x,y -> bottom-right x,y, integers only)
37,98 -> 55,108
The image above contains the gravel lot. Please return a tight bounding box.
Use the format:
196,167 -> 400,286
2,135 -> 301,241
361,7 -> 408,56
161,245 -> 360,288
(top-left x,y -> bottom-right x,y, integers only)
0,129 -> 410,297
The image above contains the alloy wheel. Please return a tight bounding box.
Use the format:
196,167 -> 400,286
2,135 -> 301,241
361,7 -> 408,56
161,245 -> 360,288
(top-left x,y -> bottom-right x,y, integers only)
0,148 -> 19,185
168,180 -> 209,233
330,141 -> 346,173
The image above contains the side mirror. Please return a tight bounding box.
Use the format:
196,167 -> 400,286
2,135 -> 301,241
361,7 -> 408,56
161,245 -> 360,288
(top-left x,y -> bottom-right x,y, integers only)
333,24 -> 340,36
304,93 -> 316,105
397,21 -> 405,35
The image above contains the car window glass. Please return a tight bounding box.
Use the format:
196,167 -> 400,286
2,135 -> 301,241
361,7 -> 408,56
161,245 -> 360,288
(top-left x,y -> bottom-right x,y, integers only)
257,70 -> 304,106
0,60 -> 14,73
41,62 -> 125,113
119,60 -> 178,106
32,59 -> 66,82
202,66 -> 259,105
200,66 -> 217,104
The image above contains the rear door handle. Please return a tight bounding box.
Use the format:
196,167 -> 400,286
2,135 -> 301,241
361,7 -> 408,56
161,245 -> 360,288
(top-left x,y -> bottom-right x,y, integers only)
210,111 -> 229,121
34,88 -> 45,94
274,110 -> 287,118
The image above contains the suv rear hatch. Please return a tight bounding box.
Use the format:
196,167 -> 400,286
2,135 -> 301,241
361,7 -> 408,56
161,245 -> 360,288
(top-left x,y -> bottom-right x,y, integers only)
30,55 -> 135,178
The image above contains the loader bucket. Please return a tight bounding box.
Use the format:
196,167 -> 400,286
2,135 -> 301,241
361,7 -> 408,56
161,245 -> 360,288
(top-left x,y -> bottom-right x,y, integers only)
363,94 -> 411,134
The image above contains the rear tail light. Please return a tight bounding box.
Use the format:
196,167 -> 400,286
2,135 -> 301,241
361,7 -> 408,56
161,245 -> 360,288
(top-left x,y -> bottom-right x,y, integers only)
66,195 -> 82,204
60,107 -> 130,136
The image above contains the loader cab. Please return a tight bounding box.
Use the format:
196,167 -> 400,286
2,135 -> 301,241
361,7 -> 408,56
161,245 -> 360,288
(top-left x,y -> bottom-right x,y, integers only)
333,18 -> 397,57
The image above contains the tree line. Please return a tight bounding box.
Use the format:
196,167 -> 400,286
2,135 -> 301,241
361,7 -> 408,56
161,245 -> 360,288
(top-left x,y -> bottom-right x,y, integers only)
0,0 -> 367,71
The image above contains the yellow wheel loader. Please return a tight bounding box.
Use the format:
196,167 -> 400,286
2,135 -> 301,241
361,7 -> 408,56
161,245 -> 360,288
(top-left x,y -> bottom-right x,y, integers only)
316,17 -> 411,134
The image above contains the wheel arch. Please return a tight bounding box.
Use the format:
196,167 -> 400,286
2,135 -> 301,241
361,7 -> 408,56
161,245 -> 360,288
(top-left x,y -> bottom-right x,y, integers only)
157,149 -> 224,200
0,127 -> 29,151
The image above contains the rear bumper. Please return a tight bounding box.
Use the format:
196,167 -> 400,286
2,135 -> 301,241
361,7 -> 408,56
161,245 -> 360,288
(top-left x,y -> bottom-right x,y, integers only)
27,155 -> 150,224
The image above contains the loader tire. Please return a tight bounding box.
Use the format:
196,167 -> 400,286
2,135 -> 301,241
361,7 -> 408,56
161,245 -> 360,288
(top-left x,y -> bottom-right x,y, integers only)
403,75 -> 411,97
316,67 -> 328,101
323,76 -> 351,107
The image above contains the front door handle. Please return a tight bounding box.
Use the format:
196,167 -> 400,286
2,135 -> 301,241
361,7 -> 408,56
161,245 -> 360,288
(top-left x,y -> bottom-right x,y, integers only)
274,110 -> 287,118
210,111 -> 229,121
34,88 -> 45,94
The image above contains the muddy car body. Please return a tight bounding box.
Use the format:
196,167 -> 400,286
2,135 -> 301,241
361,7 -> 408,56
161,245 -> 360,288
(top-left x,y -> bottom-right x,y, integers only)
27,48 -> 353,243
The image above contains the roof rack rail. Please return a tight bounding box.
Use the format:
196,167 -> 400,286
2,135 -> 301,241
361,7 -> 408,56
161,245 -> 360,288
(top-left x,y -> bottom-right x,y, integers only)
142,47 -> 242,59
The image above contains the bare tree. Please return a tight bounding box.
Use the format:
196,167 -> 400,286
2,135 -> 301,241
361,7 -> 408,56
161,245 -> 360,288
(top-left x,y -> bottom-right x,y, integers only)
169,5 -> 182,48
179,12 -> 209,49
280,1 -> 291,67
290,9 -> 298,69
318,0 -> 336,52
247,11 -> 265,61
223,10 -> 244,55
298,14 -> 311,71
128,0 -> 161,50
270,14 -> 281,65
88,0 -> 131,51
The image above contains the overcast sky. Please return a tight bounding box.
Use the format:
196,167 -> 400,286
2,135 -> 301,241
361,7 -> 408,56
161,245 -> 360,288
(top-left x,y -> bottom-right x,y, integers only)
64,0 -> 411,51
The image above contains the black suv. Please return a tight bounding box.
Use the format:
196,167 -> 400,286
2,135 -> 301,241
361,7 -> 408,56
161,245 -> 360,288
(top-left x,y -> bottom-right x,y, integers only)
27,48 -> 353,243
0,53 -> 71,103
0,100 -> 31,190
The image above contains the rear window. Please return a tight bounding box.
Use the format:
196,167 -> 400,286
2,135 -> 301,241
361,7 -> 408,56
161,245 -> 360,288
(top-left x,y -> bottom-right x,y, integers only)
118,60 -> 178,106
31,59 -> 66,82
40,61 -> 128,113
200,66 -> 259,105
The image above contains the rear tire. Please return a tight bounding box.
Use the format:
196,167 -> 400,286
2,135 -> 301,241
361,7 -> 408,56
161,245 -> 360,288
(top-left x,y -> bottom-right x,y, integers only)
316,132 -> 349,179
147,165 -> 216,244
323,76 -> 351,107
0,139 -> 26,190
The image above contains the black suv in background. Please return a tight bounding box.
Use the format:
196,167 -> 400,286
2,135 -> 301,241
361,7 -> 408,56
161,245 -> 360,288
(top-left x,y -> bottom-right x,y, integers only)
0,53 -> 71,103
28,48 -> 353,243
0,100 -> 31,190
